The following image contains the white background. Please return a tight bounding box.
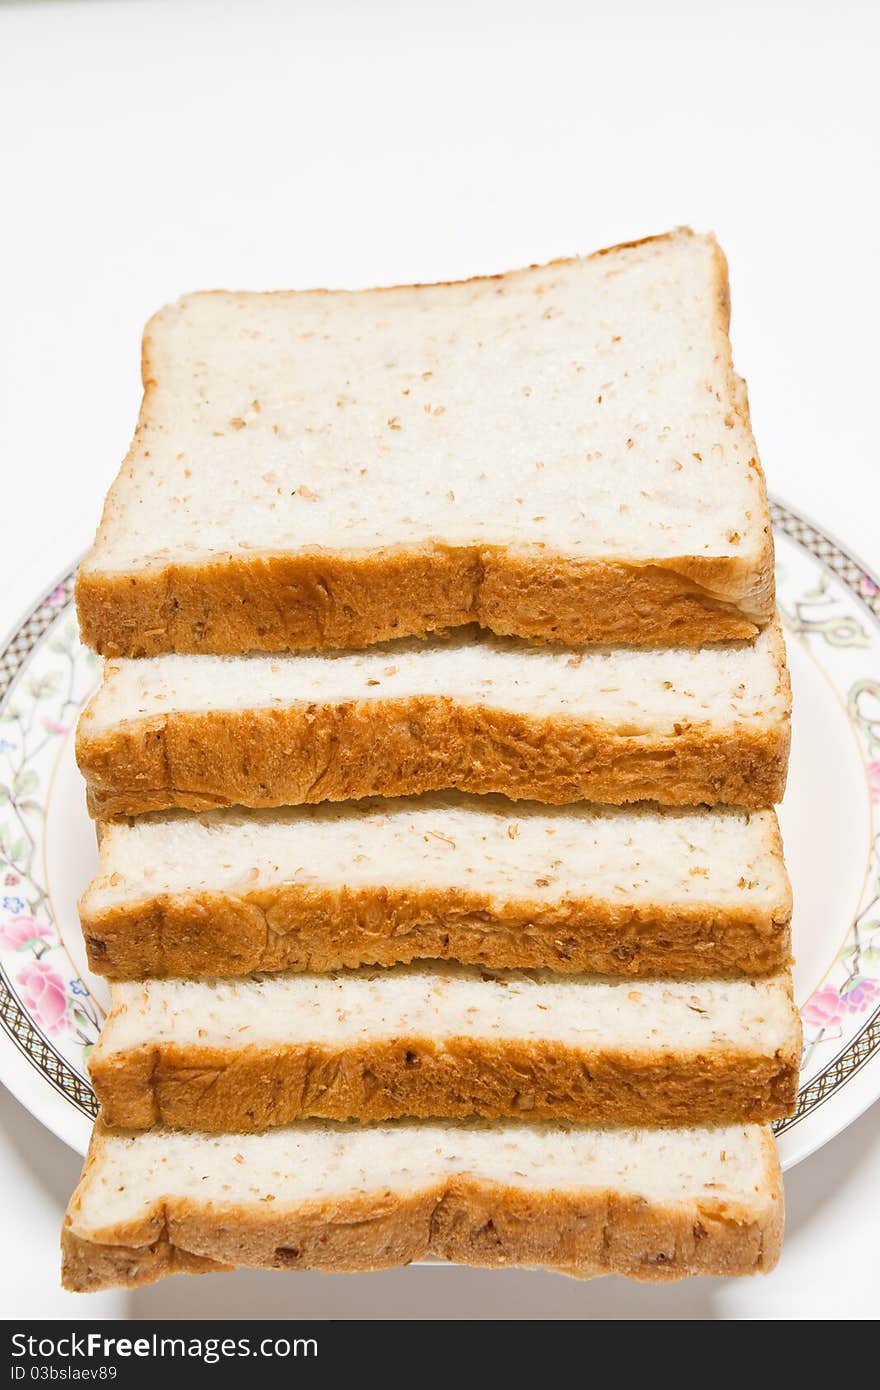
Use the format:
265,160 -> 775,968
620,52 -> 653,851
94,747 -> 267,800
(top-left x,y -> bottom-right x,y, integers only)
1,0 -> 879,1320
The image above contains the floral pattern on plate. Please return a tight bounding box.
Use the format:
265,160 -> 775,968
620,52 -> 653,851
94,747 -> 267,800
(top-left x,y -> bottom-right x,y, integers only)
773,504 -> 880,1145
0,583 -> 102,1116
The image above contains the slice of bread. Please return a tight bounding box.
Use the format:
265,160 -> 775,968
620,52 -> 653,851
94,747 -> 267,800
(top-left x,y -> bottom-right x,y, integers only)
76,623 -> 791,819
80,798 -> 792,979
89,966 -> 801,1130
75,230 -> 774,657
62,1120 -> 784,1289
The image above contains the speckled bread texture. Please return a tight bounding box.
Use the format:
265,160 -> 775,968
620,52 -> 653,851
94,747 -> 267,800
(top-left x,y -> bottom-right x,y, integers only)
75,623 -> 792,819
75,230 -> 775,657
89,967 -> 801,1130
61,1121 -> 784,1289
80,800 -> 792,979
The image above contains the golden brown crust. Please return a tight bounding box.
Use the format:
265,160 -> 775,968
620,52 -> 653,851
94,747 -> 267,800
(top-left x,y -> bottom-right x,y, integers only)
75,230 -> 774,658
76,697 -> 791,821
60,1125 -> 784,1291
89,1034 -> 801,1131
81,880 -> 793,981
75,547 -> 774,658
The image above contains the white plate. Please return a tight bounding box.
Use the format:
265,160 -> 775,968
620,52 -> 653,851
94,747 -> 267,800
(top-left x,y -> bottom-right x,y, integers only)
0,499 -> 878,1166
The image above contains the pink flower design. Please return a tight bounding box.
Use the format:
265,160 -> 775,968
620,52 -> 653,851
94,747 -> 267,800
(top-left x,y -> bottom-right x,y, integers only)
860,575 -> 879,598
41,716 -> 68,735
0,916 -> 51,950
868,761 -> 880,804
841,978 -> 880,1014
46,585 -> 67,607
802,984 -> 844,1031
4,873 -> 19,887
18,960 -> 69,1035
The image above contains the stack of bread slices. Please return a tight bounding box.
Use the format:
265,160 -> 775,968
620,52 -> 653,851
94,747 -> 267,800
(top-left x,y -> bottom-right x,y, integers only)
62,228 -> 799,1291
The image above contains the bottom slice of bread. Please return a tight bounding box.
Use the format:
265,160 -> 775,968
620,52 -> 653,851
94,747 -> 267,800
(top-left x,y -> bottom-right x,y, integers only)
62,1121 -> 783,1290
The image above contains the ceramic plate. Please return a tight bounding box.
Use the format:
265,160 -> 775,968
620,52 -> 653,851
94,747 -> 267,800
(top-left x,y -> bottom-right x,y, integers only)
0,500 -> 878,1165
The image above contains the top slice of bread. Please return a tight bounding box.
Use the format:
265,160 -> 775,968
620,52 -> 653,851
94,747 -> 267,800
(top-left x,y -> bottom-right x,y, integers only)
75,229 -> 774,656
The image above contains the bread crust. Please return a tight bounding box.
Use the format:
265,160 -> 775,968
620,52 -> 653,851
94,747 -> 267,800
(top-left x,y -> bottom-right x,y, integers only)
74,230 -> 774,658
89,1032 -> 801,1131
61,1124 -> 784,1290
77,695 -> 791,821
75,545 -> 774,658
81,880 -> 793,981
